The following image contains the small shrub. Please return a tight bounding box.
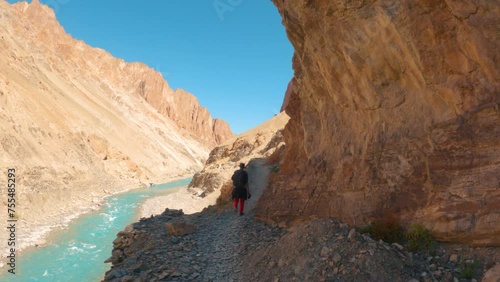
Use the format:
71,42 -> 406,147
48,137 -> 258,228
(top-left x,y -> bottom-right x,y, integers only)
357,225 -> 374,235
357,217 -> 405,243
406,224 -> 437,254
271,165 -> 280,173
460,260 -> 481,279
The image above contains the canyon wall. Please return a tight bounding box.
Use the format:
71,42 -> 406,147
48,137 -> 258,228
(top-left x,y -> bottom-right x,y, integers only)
256,0 -> 500,246
0,0 -> 231,250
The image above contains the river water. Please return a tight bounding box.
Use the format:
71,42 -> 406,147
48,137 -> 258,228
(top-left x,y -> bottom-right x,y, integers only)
1,178 -> 191,282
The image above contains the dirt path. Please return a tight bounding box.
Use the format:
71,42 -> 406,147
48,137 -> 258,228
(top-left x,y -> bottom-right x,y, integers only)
194,159 -> 274,281
104,160 -> 281,281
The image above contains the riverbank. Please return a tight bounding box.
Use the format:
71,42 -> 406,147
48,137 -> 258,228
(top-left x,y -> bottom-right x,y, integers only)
139,159 -> 271,219
0,174 -> 193,269
0,178 -> 190,281
139,185 -> 221,218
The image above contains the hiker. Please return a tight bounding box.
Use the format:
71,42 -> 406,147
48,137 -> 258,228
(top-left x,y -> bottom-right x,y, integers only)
231,162 -> 250,216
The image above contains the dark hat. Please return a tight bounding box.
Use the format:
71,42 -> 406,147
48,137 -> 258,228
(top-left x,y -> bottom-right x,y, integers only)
239,163 -> 245,168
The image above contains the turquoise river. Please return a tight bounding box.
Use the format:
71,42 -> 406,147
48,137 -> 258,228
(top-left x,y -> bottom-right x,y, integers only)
1,178 -> 191,282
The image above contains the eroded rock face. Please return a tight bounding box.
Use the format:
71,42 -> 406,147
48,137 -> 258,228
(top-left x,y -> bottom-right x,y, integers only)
256,0 -> 500,246
163,89 -> 233,146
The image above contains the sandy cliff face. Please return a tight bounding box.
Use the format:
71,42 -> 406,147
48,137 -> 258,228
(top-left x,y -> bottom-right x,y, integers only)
0,0 -> 231,249
256,0 -> 500,246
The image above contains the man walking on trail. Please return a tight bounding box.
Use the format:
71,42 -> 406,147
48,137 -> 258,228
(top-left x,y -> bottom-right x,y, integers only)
232,163 -> 250,216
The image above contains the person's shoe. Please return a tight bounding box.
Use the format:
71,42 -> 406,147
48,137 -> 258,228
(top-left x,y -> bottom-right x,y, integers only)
234,207 -> 238,213
240,212 -> 244,216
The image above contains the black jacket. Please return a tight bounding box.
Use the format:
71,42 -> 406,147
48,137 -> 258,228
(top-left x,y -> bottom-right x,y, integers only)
231,169 -> 248,199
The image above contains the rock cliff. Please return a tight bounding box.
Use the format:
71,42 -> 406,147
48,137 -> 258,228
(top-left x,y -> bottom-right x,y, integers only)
256,0 -> 500,246
0,0 -> 231,250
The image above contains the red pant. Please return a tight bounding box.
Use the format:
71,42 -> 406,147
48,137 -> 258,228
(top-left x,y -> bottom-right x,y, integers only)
233,198 -> 245,214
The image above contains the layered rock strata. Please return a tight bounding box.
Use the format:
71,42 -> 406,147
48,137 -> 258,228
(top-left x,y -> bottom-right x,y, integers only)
256,0 -> 500,246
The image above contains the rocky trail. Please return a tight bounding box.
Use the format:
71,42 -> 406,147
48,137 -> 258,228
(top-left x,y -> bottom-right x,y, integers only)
103,162 -> 500,282
103,160 -> 281,281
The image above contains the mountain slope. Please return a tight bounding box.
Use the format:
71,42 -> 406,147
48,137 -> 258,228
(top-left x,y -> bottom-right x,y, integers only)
0,0 -> 231,250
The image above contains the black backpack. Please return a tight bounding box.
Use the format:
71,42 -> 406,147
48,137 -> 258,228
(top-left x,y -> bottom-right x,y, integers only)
232,170 -> 245,187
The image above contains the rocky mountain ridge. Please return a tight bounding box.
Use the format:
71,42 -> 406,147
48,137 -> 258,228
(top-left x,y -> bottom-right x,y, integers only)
10,0 -> 233,147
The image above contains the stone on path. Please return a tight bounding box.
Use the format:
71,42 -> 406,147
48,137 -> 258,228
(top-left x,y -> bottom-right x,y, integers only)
449,254 -> 459,264
348,228 -> 357,242
320,246 -> 329,257
392,243 -> 404,251
165,222 -> 196,237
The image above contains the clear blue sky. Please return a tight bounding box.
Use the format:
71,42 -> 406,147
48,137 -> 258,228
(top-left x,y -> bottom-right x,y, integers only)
7,0 -> 294,134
